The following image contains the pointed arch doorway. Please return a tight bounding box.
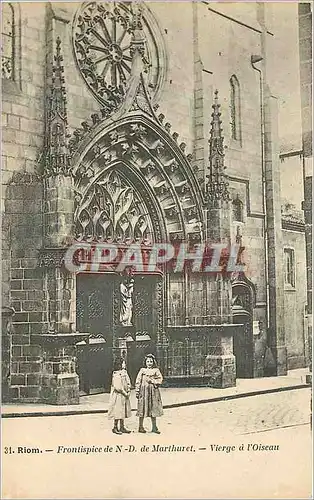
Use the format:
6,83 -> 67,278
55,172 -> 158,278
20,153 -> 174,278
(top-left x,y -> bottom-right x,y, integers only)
74,163 -> 167,393
232,275 -> 256,378
75,271 -> 161,393
70,86 -> 204,392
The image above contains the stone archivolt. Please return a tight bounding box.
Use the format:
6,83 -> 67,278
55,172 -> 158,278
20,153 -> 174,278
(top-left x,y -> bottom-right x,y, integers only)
71,112 -> 205,245
68,74 -> 193,166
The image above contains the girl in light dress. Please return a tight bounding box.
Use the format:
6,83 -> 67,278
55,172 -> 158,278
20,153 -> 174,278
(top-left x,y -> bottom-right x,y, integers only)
135,354 -> 163,434
108,357 -> 131,435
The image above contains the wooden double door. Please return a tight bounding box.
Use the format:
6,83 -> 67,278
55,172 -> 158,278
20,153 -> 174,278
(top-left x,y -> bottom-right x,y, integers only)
75,273 -> 160,394
76,274 -> 113,394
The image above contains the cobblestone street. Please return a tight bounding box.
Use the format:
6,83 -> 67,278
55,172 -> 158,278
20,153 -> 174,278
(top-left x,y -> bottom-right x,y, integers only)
2,388 -> 312,499
161,387 -> 311,438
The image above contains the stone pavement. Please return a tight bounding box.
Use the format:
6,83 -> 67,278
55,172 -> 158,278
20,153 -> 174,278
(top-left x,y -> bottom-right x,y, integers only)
1,368 -> 310,418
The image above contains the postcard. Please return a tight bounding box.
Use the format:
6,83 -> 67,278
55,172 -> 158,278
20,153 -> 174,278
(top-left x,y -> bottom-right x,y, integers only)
1,1 -> 312,498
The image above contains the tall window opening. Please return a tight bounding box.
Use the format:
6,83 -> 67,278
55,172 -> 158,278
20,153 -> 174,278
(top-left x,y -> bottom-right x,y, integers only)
284,248 -> 295,287
1,3 -> 14,80
232,195 -> 244,223
230,75 -> 241,143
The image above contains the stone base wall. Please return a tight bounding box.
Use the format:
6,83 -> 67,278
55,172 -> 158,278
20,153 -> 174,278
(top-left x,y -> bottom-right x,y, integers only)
4,173 -> 49,402
205,355 -> 236,389
9,343 -> 42,402
40,346 -> 78,405
163,325 -> 238,388
40,374 -> 79,405
8,341 -> 80,405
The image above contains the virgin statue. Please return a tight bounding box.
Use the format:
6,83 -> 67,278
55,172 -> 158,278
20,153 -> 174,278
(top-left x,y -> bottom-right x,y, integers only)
119,278 -> 134,326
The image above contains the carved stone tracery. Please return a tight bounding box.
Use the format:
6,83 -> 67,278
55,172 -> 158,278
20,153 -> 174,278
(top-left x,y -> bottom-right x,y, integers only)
75,169 -> 154,244
73,1 -> 161,110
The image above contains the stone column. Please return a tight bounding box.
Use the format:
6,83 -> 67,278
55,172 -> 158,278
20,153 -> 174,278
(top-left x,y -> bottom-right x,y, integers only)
38,34 -> 79,404
41,344 -> 78,405
39,171 -> 78,405
205,325 -> 241,388
43,172 -> 76,333
258,2 -> 287,376
39,254 -> 79,404
263,93 -> 287,375
205,91 -> 236,388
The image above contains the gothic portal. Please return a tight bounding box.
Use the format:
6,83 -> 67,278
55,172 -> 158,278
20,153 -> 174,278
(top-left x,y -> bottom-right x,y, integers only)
3,1 -> 307,405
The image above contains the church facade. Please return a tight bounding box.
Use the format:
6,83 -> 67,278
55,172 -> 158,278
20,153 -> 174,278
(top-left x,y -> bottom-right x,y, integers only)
1,2 -> 309,404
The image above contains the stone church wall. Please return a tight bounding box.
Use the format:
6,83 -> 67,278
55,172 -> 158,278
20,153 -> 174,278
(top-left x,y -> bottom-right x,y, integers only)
195,3 -> 268,335
1,2 -> 307,402
2,5 -> 46,401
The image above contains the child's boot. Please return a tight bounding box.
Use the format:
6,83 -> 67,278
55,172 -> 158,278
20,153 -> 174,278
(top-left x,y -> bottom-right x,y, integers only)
112,419 -> 122,435
151,417 -> 160,434
120,419 -> 131,434
138,417 -> 146,433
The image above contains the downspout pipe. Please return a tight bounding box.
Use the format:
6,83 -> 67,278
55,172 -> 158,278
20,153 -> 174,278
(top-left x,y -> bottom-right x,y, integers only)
250,55 -> 270,334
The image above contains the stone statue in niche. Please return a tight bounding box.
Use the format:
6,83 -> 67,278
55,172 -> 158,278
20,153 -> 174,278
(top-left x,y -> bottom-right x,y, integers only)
232,288 -> 251,312
120,278 -> 135,326
232,294 -> 244,308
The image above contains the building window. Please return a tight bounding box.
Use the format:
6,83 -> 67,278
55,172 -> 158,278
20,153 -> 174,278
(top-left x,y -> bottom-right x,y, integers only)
1,3 -> 14,80
230,75 -> 241,143
232,195 -> 244,222
284,248 -> 295,287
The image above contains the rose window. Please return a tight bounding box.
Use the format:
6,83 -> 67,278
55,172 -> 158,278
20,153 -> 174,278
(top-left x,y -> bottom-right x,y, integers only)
73,1 -> 162,107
